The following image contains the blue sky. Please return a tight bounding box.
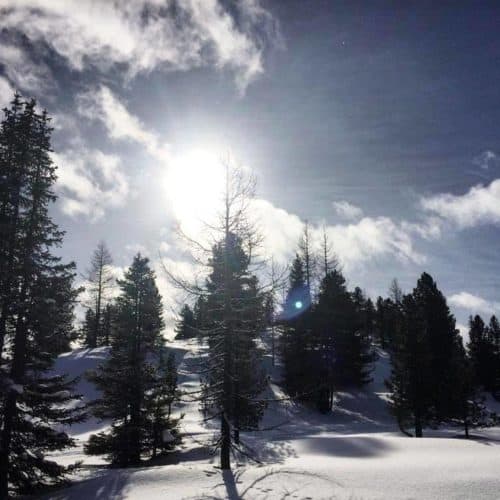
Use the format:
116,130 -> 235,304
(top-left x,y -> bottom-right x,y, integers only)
1,1 -> 499,334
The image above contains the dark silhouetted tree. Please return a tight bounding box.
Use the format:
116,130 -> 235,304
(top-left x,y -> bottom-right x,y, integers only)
0,96 -> 84,496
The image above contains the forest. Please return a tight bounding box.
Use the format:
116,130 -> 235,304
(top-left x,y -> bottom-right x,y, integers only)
1,96 -> 499,498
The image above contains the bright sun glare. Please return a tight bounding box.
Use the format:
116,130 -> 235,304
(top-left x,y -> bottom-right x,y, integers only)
165,149 -> 227,236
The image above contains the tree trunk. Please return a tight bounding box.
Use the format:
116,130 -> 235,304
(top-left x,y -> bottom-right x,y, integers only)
220,413 -> 231,470
414,415 -> 423,437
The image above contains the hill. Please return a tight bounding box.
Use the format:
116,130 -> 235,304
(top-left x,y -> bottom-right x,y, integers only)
41,335 -> 500,500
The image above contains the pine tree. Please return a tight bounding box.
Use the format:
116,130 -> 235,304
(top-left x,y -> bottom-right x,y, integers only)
488,315 -> 500,396
298,222 -> 315,300
467,315 -> 499,393
174,304 -> 197,339
387,273 -> 465,436
387,293 -> 433,437
146,351 -> 182,458
80,308 -> 96,347
280,254 -> 314,401
412,272 -> 461,423
201,230 -> 266,457
85,254 -> 178,466
166,163 -> 268,470
317,273 -> 372,394
0,96 -> 85,496
449,338 -> 489,438
83,241 -> 114,347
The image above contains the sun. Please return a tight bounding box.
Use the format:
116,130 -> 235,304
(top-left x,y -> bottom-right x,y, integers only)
164,149 -> 226,236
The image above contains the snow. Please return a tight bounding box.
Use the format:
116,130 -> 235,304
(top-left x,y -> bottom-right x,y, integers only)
40,337 -> 500,500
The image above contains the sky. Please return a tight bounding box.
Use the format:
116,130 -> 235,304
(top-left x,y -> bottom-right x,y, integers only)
1,0 -> 500,335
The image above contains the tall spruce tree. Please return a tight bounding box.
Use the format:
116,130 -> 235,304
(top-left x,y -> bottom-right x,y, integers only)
0,95 -> 85,496
85,254 -> 179,465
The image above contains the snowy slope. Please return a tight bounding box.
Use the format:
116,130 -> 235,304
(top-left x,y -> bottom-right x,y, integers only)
39,336 -> 500,500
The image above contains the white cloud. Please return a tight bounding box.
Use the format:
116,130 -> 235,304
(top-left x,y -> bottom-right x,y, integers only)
449,292 -> 500,316
0,43 -> 52,93
77,86 -> 170,161
0,76 -> 15,109
53,149 -> 129,221
401,216 -> 443,241
332,200 -> 363,221
251,199 -> 424,270
0,0 -> 278,93
322,216 -> 425,270
421,179 -> 500,229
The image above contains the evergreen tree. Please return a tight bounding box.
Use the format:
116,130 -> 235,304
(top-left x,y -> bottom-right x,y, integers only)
449,338 -> 490,438
85,254 -> 179,466
316,272 -> 373,399
0,96 -> 85,496
83,241 -> 114,347
413,272 -> 461,423
387,293 -> 433,437
167,164 -> 268,470
280,254 -> 314,401
201,230 -> 266,455
488,315 -> 500,396
387,273 -> 466,436
298,222 -> 315,300
467,314 -> 499,393
174,304 -> 197,339
80,308 -> 96,347
146,351 -> 182,458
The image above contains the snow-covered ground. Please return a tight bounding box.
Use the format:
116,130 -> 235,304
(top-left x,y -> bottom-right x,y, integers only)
38,335 -> 500,500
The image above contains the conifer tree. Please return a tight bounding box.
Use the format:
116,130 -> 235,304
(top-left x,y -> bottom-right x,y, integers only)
280,254 -> 314,400
200,230 -> 266,458
85,254 -> 178,465
387,293 -> 433,437
83,241 -> 114,347
298,222 -> 315,300
0,96 -> 85,496
174,304 -> 197,339
166,163 -> 267,470
317,272 -> 373,397
488,315 -> 500,396
467,314 -> 499,393
413,273 -> 461,422
449,338 -> 490,438
388,273 -> 466,435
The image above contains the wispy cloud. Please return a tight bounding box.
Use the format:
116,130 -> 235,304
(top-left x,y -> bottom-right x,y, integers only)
449,291 -> 500,317
0,0 -> 279,93
0,43 -> 52,93
53,149 -> 129,221
77,85 -> 170,161
421,179 -> 500,229
472,150 -> 499,170
332,200 -> 364,221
